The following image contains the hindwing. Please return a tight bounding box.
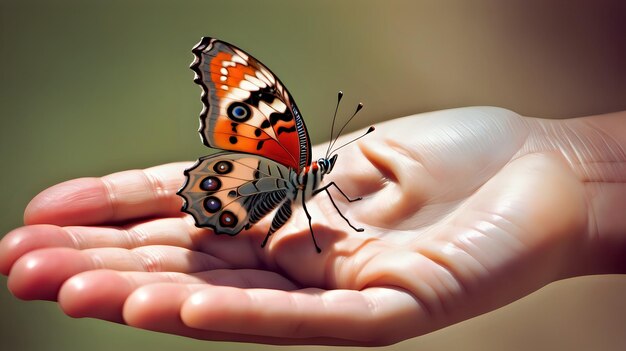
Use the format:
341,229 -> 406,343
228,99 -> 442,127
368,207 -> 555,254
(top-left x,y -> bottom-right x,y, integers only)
177,152 -> 293,235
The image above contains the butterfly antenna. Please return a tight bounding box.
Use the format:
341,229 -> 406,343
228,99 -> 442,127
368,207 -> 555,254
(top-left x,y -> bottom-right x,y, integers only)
327,102 -> 364,154
325,91 -> 344,158
329,125 -> 375,157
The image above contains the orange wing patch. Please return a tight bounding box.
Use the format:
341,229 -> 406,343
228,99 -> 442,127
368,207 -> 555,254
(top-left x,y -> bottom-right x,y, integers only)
211,118 -> 298,169
207,52 -> 259,98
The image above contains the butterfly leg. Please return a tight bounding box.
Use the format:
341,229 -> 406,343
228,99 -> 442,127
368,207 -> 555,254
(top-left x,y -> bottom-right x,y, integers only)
313,182 -> 364,232
313,181 -> 362,202
302,196 -> 322,253
300,194 -> 322,253
261,200 -> 292,248
321,187 -> 364,232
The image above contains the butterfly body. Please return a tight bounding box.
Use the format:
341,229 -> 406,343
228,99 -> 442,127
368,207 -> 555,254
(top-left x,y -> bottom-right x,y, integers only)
178,37 -> 363,252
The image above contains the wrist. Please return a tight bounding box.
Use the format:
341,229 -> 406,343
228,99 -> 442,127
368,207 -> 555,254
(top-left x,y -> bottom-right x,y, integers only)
570,111 -> 626,273
557,111 -> 626,276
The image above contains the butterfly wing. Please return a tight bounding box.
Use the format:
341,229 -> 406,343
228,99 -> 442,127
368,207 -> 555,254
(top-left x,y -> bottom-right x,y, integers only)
191,37 -> 311,172
177,152 -> 293,235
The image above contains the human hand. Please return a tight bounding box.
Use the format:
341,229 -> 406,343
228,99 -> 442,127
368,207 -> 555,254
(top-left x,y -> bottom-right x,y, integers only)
2,106 -> 625,345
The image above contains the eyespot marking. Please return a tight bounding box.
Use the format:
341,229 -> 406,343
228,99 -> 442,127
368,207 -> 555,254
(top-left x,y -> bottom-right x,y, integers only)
227,102 -> 251,122
203,196 -> 222,213
200,176 -> 221,191
220,211 -> 238,228
213,160 -> 232,174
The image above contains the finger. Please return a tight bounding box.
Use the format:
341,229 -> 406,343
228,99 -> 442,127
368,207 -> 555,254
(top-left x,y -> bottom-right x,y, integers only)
7,246 -> 231,300
1,218 -> 264,276
0,219 -> 196,275
179,286 -> 426,345
24,162 -> 190,226
58,269 -> 298,322
0,225 -> 74,275
8,248 -> 94,300
357,138 -> 435,227
59,270 -> 132,323
124,283 -> 363,345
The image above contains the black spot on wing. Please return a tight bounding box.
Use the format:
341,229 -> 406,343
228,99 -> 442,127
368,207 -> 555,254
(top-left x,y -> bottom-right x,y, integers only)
243,86 -> 276,106
269,111 -> 293,125
276,126 -> 296,135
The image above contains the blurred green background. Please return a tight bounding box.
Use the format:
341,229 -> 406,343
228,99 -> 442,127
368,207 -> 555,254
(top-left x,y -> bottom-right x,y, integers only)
1,0 -> 626,350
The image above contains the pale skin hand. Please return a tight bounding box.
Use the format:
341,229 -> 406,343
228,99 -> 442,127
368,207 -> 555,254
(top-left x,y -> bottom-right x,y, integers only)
1,106 -> 625,346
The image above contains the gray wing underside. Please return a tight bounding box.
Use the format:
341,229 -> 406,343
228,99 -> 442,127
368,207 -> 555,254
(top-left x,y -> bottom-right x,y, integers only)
178,152 -> 293,235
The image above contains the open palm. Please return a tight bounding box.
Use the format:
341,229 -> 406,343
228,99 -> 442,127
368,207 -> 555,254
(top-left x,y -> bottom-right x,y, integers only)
1,106 -> 621,345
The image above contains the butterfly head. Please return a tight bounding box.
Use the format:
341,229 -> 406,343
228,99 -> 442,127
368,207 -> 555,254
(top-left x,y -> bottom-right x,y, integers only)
317,154 -> 338,175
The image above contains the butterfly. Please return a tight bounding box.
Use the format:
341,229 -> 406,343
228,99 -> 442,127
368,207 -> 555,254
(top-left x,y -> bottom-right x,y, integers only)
177,37 -> 372,252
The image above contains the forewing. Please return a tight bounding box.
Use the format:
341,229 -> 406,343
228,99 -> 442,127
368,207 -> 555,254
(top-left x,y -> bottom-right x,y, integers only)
190,37 -> 311,172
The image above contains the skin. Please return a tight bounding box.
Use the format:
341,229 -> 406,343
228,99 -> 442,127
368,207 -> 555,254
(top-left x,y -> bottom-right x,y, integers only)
1,106 -> 625,346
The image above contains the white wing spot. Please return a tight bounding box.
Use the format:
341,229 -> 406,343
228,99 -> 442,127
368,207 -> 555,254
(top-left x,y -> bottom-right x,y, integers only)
231,55 -> 247,66
227,87 -> 251,100
233,49 -> 249,61
270,99 -> 287,113
255,71 -> 272,86
244,74 -> 266,88
258,101 -> 277,117
220,67 -> 228,75
221,85 -> 229,90
260,67 -> 275,84
239,80 -> 258,91
220,76 -> 227,82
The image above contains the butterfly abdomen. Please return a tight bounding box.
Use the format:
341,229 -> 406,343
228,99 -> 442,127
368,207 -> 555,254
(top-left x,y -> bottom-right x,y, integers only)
247,190 -> 288,225
268,199 -> 293,235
